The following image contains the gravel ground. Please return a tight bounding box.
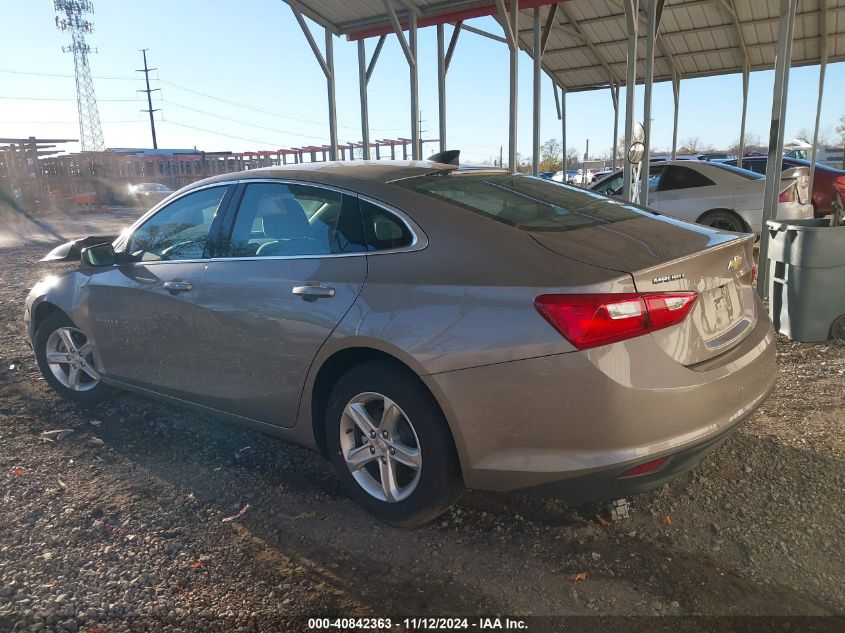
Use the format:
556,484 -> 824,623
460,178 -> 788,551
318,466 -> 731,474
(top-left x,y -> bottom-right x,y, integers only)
0,211 -> 843,632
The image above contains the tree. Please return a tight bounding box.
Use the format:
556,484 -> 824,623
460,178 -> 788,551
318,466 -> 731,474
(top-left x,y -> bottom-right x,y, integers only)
564,146 -> 579,170
837,115 -> 845,142
730,133 -> 763,156
679,136 -> 714,154
539,138 -> 562,172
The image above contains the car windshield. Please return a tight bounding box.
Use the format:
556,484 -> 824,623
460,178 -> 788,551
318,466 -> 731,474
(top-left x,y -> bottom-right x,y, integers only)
398,173 -> 641,232
705,162 -> 763,180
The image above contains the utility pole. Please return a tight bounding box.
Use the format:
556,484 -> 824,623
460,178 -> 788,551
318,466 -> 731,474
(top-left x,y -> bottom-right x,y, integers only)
137,49 -> 160,149
499,146 -> 503,168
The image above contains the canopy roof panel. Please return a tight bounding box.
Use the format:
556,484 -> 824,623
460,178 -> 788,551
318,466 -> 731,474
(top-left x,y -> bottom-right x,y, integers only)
286,0 -> 844,92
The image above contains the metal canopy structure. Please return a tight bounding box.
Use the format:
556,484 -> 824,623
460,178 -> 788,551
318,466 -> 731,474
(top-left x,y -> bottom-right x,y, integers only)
283,0 -> 840,297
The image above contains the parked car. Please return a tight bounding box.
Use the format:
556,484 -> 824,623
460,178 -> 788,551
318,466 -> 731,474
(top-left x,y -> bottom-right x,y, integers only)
27,158 -> 776,526
590,160 -> 813,234
129,182 -> 174,201
720,156 -> 845,220
538,171 -> 556,180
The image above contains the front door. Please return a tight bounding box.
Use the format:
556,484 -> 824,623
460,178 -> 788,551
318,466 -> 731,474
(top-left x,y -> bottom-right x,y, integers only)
86,185 -> 231,395
190,181 -> 369,426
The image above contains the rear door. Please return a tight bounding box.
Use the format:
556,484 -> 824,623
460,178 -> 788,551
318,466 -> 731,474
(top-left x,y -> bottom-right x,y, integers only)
190,181 -> 368,427
654,165 -> 720,222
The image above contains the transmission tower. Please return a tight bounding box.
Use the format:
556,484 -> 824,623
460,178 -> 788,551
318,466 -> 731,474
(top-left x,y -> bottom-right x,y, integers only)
54,0 -> 105,152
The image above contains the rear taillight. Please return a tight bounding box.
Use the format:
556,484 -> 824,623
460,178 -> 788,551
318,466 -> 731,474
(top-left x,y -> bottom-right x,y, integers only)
534,292 -> 698,350
779,185 -> 795,203
750,264 -> 758,285
834,176 -> 845,195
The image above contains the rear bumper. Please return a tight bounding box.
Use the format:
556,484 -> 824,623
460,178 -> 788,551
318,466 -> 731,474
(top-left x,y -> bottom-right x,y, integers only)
423,304 -> 776,498
518,398 -> 764,502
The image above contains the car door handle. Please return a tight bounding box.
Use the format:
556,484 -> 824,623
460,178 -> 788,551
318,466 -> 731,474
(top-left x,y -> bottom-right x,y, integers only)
162,280 -> 193,294
292,283 -> 335,299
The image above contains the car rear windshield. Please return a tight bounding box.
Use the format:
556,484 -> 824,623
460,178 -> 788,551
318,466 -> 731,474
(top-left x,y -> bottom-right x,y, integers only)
705,162 -> 763,180
398,173 -> 641,232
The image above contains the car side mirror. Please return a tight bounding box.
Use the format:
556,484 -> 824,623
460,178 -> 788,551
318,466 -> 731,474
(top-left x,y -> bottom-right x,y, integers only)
80,242 -> 116,267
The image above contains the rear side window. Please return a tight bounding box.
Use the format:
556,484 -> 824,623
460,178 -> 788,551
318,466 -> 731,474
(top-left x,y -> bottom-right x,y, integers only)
399,173 -> 640,232
360,200 -> 414,251
225,183 -> 367,257
659,166 -> 715,191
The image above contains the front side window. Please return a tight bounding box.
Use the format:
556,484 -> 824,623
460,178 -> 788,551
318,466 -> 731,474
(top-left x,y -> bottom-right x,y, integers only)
593,173 -> 623,197
400,173 -> 640,232
659,166 -> 715,191
127,186 -> 226,262
225,182 -> 367,257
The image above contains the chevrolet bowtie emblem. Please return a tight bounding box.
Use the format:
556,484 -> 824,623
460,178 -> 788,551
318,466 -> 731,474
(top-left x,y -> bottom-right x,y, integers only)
727,255 -> 743,272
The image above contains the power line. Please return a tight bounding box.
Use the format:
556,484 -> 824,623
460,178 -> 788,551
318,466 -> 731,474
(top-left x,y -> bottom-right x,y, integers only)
0,95 -> 140,102
0,68 -> 135,80
161,99 -> 328,141
161,119 -> 291,148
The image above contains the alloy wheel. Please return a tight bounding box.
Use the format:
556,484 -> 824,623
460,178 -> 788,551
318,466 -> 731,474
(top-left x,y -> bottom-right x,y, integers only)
44,326 -> 100,392
339,392 -> 422,503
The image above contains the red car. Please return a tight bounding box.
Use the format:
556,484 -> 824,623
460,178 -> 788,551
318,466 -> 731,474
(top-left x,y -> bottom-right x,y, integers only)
726,156 -> 845,219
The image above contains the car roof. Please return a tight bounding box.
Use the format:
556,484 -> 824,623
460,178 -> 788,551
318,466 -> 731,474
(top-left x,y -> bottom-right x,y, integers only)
180,159 -> 509,193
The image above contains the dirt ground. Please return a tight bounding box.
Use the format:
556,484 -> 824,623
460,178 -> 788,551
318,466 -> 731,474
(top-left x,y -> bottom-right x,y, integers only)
0,210 -> 843,632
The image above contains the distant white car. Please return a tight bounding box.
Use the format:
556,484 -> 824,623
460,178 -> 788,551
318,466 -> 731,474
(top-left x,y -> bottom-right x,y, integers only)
589,160 -> 813,234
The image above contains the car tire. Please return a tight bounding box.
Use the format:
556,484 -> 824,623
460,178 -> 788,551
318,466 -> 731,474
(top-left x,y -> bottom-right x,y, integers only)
34,311 -> 115,404
831,315 -> 845,342
698,210 -> 748,233
324,360 -> 463,527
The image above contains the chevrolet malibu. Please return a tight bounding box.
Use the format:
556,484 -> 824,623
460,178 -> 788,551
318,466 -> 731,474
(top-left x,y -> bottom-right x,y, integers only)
25,157 -> 776,526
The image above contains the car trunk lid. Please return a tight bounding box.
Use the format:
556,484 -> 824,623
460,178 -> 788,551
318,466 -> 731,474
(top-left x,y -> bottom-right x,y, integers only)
531,215 -> 758,365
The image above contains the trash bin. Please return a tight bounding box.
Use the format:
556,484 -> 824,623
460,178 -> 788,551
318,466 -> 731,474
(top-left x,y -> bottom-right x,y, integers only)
766,219 -> 845,342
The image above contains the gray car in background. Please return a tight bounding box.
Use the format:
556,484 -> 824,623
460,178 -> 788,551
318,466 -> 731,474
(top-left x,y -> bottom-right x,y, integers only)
25,158 -> 776,526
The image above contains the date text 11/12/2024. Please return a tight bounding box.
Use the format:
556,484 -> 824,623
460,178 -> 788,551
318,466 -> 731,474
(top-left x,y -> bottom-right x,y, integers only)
307,618 -> 528,630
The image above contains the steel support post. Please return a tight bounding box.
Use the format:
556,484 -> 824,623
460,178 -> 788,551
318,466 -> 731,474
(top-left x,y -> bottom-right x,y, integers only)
737,64 -> 749,165
809,0 -> 829,194
325,31 -> 338,160
289,1 -> 337,160
757,0 -> 798,296
561,86 -> 567,171
640,0 -> 657,206
496,0 -> 519,172
437,25 -> 447,152
358,39 -> 370,159
532,8 -> 541,176
671,72 -> 680,159
409,12 -> 420,159
622,0 -> 639,202
611,82 -> 620,169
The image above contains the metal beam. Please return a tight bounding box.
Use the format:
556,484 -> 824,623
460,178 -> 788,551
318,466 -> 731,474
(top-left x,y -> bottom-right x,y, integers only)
445,21 -> 463,71
809,0 -> 829,194
533,7 -> 541,175
640,0 -> 657,206
288,1 -> 337,160
758,0 -> 798,297
289,1 -> 330,77
737,63 -> 749,163
495,0 -> 519,172
438,24 -> 447,152
382,0 -> 419,160
622,0 -> 639,202
540,3 -> 559,57
558,4 -> 625,85
671,70 -> 681,159
718,0 -> 751,69
611,81 -> 620,169
561,85 -> 567,171
358,39 -> 370,159
365,35 -> 386,83
460,23 -> 507,44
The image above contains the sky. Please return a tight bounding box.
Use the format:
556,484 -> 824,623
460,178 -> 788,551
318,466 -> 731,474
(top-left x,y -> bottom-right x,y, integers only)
1,0 -> 843,163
